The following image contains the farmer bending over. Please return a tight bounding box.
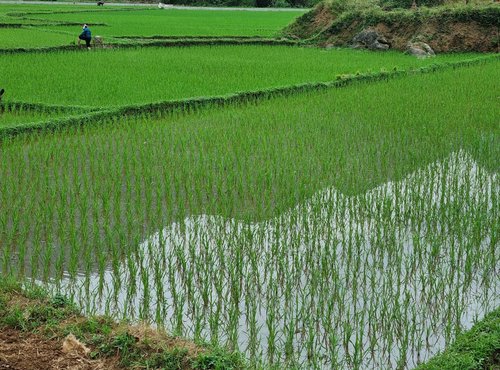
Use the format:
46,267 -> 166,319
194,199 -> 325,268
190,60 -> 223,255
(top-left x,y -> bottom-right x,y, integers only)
78,24 -> 92,49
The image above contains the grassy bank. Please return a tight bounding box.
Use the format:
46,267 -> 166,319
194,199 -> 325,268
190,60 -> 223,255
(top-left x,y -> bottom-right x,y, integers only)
1,277 -> 497,369
417,307 -> 500,370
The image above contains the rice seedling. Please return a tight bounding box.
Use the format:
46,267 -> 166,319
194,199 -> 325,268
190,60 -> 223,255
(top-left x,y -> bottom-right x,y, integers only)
15,8 -> 305,38
0,27 -> 76,49
0,4 -> 100,16
0,45 -> 482,108
0,61 -> 497,368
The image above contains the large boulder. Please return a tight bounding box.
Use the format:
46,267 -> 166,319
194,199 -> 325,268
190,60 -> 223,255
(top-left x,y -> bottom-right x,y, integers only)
351,29 -> 390,51
406,41 -> 435,58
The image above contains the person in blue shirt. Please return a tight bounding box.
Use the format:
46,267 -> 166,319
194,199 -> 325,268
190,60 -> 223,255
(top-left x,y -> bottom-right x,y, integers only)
78,24 -> 92,49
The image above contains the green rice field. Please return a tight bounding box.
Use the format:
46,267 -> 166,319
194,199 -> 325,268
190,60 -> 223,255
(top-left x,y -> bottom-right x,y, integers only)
0,46 -> 480,107
0,3 -> 498,369
29,8 -> 303,37
2,6 -> 303,40
0,27 -> 76,48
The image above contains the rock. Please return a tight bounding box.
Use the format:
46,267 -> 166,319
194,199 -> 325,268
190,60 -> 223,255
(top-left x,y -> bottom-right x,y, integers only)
406,41 -> 435,58
62,334 -> 90,356
351,29 -> 390,51
158,3 -> 172,9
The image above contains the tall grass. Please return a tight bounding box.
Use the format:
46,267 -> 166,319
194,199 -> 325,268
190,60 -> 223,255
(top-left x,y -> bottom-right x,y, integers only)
0,62 -> 498,369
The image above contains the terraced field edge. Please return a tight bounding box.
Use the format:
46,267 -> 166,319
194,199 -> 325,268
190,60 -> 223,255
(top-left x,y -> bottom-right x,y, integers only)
1,53 -> 497,139
0,37 -> 299,54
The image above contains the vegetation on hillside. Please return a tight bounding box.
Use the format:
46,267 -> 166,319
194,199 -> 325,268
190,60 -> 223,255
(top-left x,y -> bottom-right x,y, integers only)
284,0 -> 499,51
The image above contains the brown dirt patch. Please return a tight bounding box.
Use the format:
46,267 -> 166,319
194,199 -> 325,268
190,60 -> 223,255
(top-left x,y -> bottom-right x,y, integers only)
321,18 -> 499,52
321,19 -> 361,47
115,323 -> 205,357
371,20 -> 500,52
293,4 -> 499,52
0,328 -> 119,370
309,4 -> 337,37
285,3 -> 338,39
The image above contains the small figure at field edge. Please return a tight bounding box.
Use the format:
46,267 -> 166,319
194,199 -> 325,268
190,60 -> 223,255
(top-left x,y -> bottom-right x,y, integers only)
78,24 -> 92,50
0,88 -> 4,113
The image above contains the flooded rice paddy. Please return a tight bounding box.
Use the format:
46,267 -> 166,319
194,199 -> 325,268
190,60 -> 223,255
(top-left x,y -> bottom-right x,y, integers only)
36,151 -> 499,369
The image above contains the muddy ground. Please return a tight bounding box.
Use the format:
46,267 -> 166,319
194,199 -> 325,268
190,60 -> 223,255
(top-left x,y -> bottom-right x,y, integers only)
0,328 -> 119,370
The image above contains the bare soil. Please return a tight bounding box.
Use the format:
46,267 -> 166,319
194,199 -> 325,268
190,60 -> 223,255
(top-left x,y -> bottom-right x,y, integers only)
285,2 -> 337,39
0,328 -> 120,370
305,3 -> 337,38
372,20 -> 499,52
322,19 -> 499,52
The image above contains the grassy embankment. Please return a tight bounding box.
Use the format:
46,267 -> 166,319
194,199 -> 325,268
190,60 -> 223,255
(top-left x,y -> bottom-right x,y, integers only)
1,277 -> 496,369
416,308 -> 500,370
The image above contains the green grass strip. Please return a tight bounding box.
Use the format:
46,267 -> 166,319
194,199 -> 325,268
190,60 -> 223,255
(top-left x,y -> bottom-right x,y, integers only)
417,307 -> 500,370
0,38 -> 298,54
116,35 -> 277,40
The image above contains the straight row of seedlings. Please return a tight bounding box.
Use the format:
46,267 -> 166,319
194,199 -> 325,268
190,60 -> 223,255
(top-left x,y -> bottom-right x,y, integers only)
0,63 -> 498,369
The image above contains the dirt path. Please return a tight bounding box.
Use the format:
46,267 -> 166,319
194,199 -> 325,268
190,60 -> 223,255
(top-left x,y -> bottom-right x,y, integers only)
0,328 -> 119,370
0,0 -> 307,11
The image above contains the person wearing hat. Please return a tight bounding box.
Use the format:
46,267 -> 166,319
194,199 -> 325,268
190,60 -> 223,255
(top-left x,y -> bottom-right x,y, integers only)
78,24 -> 92,49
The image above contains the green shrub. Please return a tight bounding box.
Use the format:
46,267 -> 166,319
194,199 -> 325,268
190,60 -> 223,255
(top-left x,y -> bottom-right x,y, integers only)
192,348 -> 243,370
147,348 -> 189,369
1,307 -> 26,330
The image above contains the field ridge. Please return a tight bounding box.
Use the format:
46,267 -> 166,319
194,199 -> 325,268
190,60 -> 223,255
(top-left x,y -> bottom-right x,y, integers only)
1,53 -> 497,139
